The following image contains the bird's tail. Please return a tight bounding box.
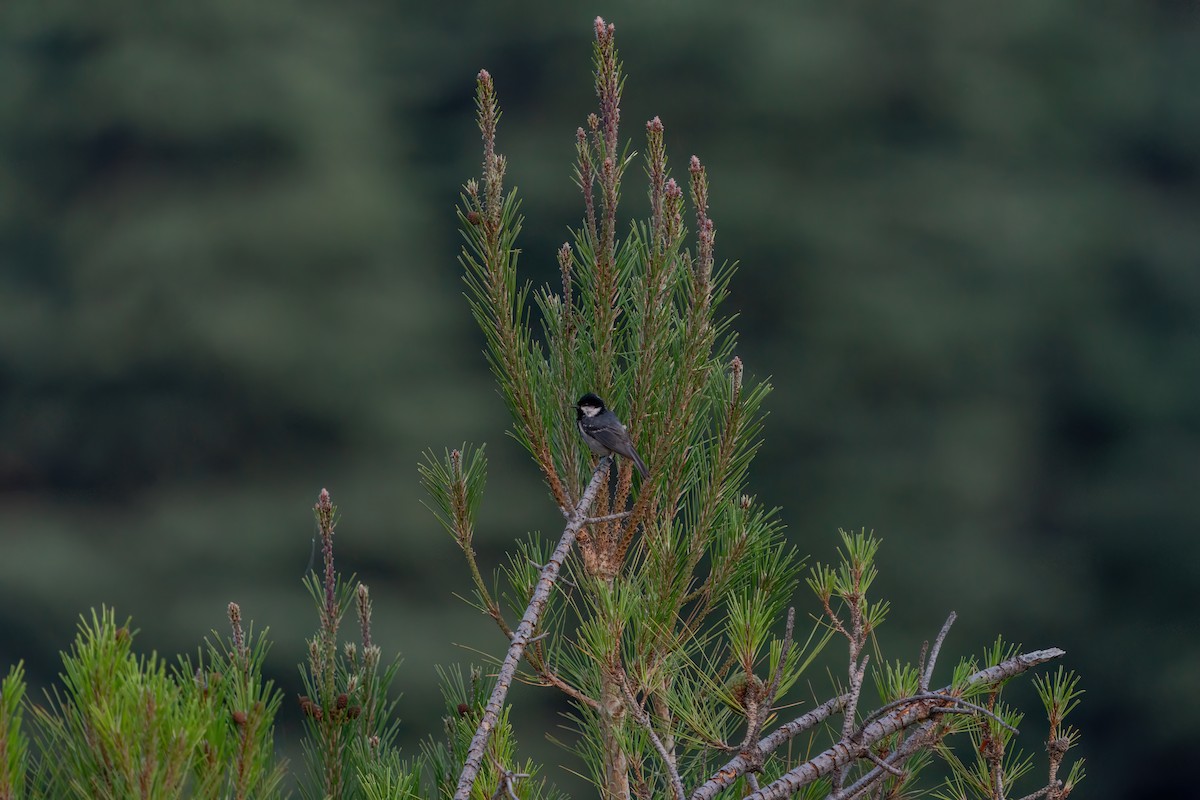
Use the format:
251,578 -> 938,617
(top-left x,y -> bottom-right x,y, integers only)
630,449 -> 649,480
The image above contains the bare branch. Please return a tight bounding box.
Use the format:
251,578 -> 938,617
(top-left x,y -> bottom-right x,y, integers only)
713,648 -> 1065,800
454,458 -> 612,800
921,612 -> 956,692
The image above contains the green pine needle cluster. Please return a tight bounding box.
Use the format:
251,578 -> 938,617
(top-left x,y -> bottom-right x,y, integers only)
296,489 -> 408,799
8,606 -> 286,800
0,662 -> 28,798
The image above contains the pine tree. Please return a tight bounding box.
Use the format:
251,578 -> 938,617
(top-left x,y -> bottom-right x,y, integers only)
422,17 -> 1083,800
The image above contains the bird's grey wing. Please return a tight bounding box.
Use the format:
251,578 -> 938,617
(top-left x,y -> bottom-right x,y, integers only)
586,418 -> 628,448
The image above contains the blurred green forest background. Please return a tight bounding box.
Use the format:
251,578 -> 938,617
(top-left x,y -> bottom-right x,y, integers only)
1,1 -> 1196,797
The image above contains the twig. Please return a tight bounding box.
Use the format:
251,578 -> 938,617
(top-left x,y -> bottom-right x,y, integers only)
854,692 -> 1018,738
454,458 -> 612,800
733,648 -> 1065,800
1014,783 -> 1060,800
932,707 -> 982,718
488,765 -> 530,800
559,486 -> 577,518
762,608 -> 796,720
833,572 -> 871,795
834,654 -> 868,791
844,654 -> 869,737
617,669 -> 686,800
921,612 -> 956,692
527,558 -> 577,588
527,664 -> 601,710
586,510 -> 633,523
862,750 -> 904,778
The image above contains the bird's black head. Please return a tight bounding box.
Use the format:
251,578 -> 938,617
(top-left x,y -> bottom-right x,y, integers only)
575,392 -> 606,419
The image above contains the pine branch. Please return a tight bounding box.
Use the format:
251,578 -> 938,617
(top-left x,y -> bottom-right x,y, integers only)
692,694 -> 849,799
722,648 -> 1065,800
824,721 -> 939,800
453,457 -> 613,800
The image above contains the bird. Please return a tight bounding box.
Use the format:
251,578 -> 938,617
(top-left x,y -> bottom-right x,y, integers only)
574,392 -> 649,479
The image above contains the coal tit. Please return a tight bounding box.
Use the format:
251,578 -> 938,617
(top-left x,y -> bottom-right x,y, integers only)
574,392 -> 649,479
